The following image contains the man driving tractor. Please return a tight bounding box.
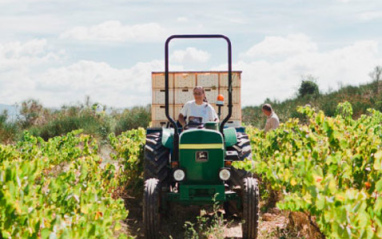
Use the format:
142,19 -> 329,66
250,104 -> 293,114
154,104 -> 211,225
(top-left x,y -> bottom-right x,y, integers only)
178,86 -> 219,127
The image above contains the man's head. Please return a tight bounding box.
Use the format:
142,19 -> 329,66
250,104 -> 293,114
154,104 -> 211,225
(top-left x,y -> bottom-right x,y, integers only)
262,104 -> 273,116
193,86 -> 205,103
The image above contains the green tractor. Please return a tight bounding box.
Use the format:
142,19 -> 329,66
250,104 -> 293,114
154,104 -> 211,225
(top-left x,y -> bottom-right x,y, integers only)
143,35 -> 259,239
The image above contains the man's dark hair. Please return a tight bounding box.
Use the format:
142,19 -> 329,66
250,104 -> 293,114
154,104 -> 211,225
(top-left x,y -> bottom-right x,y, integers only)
262,104 -> 272,112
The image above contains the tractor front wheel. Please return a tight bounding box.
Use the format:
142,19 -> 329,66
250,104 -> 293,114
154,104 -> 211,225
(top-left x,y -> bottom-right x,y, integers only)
242,177 -> 260,239
144,132 -> 170,183
143,178 -> 161,239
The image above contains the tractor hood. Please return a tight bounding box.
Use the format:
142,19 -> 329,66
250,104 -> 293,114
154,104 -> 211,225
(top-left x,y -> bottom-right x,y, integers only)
178,129 -> 224,184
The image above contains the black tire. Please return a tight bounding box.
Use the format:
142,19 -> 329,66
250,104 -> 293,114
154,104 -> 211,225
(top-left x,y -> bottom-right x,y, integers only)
242,177 -> 260,239
232,132 -> 251,160
144,132 -> 170,182
229,132 -> 253,187
225,132 -> 253,217
143,178 -> 161,239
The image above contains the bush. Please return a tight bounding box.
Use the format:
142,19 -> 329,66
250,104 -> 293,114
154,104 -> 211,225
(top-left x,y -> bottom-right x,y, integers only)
298,78 -> 320,98
30,113 -> 112,142
113,105 -> 151,135
0,110 -> 19,144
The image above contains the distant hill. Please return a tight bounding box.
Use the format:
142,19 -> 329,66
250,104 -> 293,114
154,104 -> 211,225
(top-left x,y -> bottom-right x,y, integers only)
0,104 -> 19,121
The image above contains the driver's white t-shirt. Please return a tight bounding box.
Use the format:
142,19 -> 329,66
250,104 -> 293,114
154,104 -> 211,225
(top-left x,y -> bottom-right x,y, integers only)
180,100 -> 218,125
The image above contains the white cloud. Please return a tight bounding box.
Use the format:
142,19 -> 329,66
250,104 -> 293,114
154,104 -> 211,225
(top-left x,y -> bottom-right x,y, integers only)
60,21 -> 167,43
357,11 -> 382,21
236,36 -> 382,106
0,39 -> 63,70
170,47 -> 210,64
1,36 -> 382,111
31,60 -> 164,107
243,34 -> 318,58
177,17 -> 188,22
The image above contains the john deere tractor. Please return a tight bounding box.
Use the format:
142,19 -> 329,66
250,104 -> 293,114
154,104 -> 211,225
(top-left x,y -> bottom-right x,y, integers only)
143,35 -> 259,239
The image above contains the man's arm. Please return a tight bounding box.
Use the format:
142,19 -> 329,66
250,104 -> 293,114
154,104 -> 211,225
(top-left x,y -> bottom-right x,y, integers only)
178,113 -> 186,127
208,105 -> 219,122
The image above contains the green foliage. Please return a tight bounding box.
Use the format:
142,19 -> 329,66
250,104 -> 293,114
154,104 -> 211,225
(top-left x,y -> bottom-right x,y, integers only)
0,98 -> 151,144
369,66 -> 382,94
183,195 -> 225,239
238,103 -> 382,238
19,99 -> 47,128
113,106 -> 151,135
30,112 -> 113,142
243,71 -> 382,126
109,128 -> 146,197
0,110 -> 18,143
0,131 -> 128,238
335,101 -> 353,123
298,76 -> 320,98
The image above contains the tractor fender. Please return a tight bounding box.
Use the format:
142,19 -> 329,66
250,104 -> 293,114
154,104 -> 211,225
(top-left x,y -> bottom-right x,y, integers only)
161,127 -> 174,150
223,127 -> 238,147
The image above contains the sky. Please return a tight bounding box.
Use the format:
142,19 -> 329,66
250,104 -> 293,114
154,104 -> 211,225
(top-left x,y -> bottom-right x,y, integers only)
1,0 -> 382,109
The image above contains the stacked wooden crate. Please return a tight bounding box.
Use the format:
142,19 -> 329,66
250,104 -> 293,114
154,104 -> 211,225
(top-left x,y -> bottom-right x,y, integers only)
151,71 -> 242,127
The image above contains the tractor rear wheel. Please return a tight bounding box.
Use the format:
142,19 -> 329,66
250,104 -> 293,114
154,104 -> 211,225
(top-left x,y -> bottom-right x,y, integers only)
143,178 -> 161,239
229,132 -> 253,188
144,132 -> 170,182
232,132 -> 251,160
225,132 -> 253,217
242,177 -> 259,239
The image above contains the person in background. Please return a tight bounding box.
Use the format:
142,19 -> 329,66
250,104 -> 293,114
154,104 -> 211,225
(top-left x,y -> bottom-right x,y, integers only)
262,103 -> 279,133
178,86 -> 218,127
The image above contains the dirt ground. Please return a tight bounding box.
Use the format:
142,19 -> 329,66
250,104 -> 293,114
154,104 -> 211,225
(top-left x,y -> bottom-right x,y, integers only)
121,196 -> 301,239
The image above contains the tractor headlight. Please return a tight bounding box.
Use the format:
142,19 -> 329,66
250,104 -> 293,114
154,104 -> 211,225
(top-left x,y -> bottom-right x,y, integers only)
219,168 -> 231,181
173,169 -> 186,181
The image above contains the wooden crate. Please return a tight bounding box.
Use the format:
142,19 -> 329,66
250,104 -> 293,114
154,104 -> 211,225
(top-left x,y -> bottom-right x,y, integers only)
174,73 -> 196,88
197,73 -> 219,88
219,87 -> 241,104
204,88 -> 218,104
174,104 -> 184,119
151,105 -> 174,121
152,73 -> 174,89
219,72 -> 241,87
214,104 -> 241,120
152,89 -> 174,104
151,120 -> 168,128
174,88 -> 193,104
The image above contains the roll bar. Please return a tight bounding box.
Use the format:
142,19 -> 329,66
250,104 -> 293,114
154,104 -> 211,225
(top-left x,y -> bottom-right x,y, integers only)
165,34 -> 233,161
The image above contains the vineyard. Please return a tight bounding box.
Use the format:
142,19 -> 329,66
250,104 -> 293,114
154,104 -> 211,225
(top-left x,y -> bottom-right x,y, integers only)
241,102 -> 382,238
0,130 -> 131,239
1,102 -> 382,238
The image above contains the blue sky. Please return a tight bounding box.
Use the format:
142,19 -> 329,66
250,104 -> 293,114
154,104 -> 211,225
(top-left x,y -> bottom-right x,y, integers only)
1,0 -> 382,108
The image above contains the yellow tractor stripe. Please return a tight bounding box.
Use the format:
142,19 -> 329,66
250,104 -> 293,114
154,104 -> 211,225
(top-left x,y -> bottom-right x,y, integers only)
179,144 -> 223,149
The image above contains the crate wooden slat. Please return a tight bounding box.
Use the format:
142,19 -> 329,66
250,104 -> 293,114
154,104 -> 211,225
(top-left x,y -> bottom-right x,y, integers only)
151,105 -> 174,121
197,73 -> 219,88
152,120 -> 169,128
152,73 -> 174,89
174,88 -> 193,104
219,87 -> 241,104
219,72 -> 241,87
152,89 -> 174,104
174,73 -> 196,88
213,104 -> 241,120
